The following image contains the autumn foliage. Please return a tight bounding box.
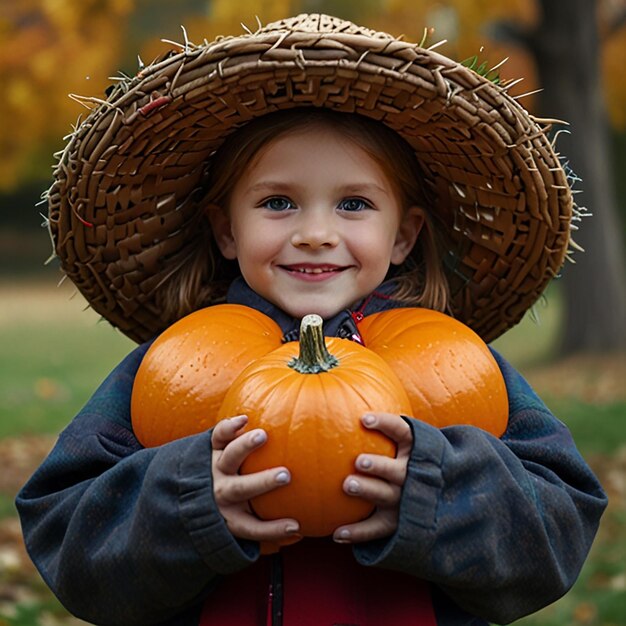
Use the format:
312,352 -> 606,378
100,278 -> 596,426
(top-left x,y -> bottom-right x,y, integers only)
0,0 -> 134,189
1,0 -> 625,192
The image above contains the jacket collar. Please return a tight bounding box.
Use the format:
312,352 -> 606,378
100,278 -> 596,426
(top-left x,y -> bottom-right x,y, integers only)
226,277 -> 404,342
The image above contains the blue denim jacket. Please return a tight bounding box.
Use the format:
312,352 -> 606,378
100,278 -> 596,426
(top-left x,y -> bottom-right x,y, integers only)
16,280 -> 607,625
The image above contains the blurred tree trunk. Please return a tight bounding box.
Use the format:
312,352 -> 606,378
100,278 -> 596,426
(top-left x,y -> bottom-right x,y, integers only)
496,0 -> 626,354
533,0 -> 626,354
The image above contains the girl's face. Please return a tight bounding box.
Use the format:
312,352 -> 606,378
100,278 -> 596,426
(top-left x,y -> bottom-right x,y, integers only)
209,125 -> 423,320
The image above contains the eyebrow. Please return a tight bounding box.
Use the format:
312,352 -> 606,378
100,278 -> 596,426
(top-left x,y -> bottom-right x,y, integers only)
247,181 -> 391,196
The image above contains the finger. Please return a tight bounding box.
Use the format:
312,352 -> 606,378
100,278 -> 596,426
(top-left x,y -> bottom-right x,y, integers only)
354,453 -> 407,486
217,428 -> 268,475
362,413 -> 412,452
211,415 -> 248,450
214,467 -> 292,506
343,475 -> 401,507
260,535 -> 303,555
225,513 -> 301,543
333,508 -> 398,544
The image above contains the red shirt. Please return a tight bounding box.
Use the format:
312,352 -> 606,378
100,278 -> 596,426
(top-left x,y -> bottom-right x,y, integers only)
200,538 -> 436,625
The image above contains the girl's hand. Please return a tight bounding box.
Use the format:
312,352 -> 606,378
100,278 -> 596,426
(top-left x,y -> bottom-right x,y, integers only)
211,415 -> 301,544
333,412 -> 412,544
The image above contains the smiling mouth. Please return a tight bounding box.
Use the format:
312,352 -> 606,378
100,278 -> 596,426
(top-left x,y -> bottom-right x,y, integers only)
279,264 -> 350,277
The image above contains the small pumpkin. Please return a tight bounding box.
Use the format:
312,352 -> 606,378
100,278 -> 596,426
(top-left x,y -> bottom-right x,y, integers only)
131,305 -> 283,447
359,308 -> 508,437
218,314 -> 409,537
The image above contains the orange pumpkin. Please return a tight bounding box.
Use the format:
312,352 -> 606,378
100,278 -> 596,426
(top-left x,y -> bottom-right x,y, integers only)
131,305 -> 282,447
218,314 -> 409,537
131,304 -> 509,537
132,304 -> 509,446
359,308 -> 508,437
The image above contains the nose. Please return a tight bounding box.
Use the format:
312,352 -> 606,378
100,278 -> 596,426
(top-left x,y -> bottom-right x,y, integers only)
290,211 -> 340,249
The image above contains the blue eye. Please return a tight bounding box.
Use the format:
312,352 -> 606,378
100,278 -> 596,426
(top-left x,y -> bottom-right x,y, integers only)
339,198 -> 370,212
263,197 -> 294,211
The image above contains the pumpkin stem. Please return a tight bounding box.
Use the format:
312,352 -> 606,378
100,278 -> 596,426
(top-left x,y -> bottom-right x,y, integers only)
288,314 -> 339,374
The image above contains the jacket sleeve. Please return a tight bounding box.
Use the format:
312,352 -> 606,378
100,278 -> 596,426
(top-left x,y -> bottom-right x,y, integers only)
353,349 -> 607,625
15,344 -> 259,626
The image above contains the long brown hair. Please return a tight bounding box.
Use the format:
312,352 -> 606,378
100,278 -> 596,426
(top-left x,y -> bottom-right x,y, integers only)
158,108 -> 450,321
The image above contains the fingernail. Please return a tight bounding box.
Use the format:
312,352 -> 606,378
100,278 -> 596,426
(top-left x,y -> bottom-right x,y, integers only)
334,528 -> 351,543
358,456 -> 372,470
230,415 -> 247,426
362,414 -> 376,426
275,470 -> 290,484
347,479 -> 360,494
252,430 -> 267,445
285,524 -> 299,534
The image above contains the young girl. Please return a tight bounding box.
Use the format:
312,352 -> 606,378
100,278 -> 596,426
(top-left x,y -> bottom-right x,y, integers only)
17,14 -> 606,626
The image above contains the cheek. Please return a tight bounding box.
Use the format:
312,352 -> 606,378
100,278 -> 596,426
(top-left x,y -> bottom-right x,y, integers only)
350,224 -> 398,258
235,225 -> 281,265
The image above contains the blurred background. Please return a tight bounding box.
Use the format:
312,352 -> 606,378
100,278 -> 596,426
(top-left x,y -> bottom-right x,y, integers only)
0,1 -> 624,625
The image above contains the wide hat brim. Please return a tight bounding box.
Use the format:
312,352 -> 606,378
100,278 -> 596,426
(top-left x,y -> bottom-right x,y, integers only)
47,13 -> 573,344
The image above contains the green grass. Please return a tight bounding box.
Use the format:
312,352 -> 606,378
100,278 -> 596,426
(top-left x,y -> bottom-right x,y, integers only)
0,282 -> 133,437
543,397 -> 626,455
491,286 -> 562,369
0,493 -> 17,519
0,600 -> 70,626
0,324 -> 131,437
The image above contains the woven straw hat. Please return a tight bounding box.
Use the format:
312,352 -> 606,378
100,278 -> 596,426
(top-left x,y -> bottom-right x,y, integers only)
47,13 -> 574,344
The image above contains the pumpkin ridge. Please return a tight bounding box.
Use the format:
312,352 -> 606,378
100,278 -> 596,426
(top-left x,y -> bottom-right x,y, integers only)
429,353 -> 459,420
343,358 -> 405,404
432,345 -> 494,418
312,373 -> 325,528
398,379 -> 432,422
224,361 -> 293,420
446,345 -> 483,398
309,366 -> 377,532
340,368 -> 388,412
